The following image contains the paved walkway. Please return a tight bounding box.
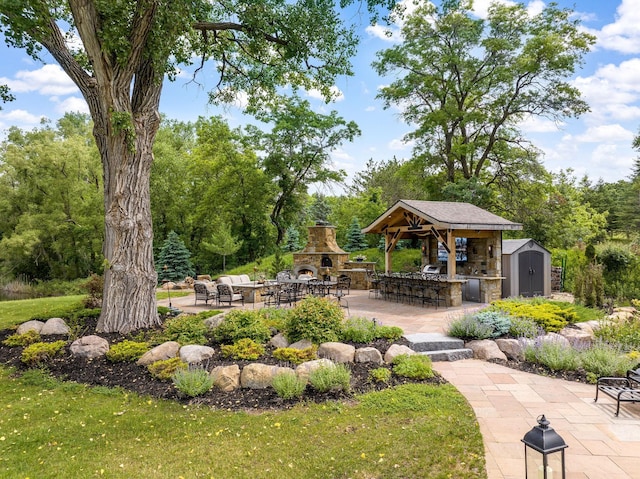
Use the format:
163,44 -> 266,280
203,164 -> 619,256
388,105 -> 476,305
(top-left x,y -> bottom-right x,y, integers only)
162,289 -> 640,479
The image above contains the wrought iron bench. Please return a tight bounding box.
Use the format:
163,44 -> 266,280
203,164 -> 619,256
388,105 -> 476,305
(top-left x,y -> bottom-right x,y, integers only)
595,369 -> 640,416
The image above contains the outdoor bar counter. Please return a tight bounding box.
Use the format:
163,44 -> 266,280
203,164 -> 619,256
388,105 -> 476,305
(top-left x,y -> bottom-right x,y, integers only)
376,273 -> 504,307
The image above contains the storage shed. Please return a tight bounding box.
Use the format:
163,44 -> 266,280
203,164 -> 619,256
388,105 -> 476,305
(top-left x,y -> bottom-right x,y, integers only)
501,239 -> 551,298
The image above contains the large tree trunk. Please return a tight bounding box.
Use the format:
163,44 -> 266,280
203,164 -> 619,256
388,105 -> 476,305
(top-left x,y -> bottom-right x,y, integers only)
93,70 -> 163,334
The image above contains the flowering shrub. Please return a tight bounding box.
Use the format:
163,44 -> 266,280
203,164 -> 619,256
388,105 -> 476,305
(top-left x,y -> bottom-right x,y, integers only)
447,314 -> 493,340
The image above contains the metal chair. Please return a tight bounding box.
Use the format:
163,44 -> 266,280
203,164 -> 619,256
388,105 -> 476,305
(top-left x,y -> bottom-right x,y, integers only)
216,283 -> 244,307
194,281 -> 218,305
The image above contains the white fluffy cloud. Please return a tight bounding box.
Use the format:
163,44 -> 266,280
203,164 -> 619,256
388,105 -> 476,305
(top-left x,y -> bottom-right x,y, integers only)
8,64 -> 78,96
306,85 -> 344,102
593,0 -> 640,54
573,124 -> 635,143
0,109 -> 47,133
54,96 -> 90,115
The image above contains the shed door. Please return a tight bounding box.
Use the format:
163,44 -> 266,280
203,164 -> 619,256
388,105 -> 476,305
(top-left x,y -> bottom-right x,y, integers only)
518,251 -> 544,297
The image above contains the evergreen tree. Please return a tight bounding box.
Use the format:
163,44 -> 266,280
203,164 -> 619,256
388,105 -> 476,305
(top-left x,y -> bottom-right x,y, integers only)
309,193 -> 332,223
282,226 -> 302,252
156,231 -> 195,282
344,217 -> 367,251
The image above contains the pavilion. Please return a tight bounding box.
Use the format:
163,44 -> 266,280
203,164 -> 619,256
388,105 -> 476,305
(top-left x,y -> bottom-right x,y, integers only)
362,200 -> 523,305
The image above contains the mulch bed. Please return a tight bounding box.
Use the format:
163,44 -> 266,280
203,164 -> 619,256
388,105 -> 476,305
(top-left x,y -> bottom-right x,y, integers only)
0,319 -> 447,411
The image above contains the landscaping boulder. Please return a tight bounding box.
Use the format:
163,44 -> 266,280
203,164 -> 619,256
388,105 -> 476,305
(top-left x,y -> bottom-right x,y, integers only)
495,338 -> 523,361
179,345 -> 215,365
240,363 -> 294,389
355,347 -> 383,365
558,326 -> 593,347
467,339 -> 507,361
383,344 -> 415,364
16,320 -> 44,335
204,313 -> 226,329
40,318 -> 70,336
539,332 -> 570,348
289,339 -> 314,350
318,342 -> 355,363
295,359 -> 335,380
137,341 -> 181,366
269,333 -> 289,349
211,364 -> 241,392
70,335 -> 109,359
608,307 -> 636,322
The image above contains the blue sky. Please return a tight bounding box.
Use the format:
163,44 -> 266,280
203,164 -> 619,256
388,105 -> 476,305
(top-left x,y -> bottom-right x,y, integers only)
1,0 -> 639,191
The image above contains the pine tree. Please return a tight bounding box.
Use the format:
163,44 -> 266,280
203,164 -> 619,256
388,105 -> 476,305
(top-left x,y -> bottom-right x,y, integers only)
156,231 -> 195,282
282,226 -> 302,252
344,217 -> 368,251
309,193 -> 331,223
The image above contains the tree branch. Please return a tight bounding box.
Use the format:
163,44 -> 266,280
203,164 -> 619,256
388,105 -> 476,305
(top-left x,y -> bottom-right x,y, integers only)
193,21 -> 288,46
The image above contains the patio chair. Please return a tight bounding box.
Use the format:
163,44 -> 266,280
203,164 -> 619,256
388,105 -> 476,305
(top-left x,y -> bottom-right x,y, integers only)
216,283 -> 245,307
337,275 -> 351,296
194,281 -> 218,306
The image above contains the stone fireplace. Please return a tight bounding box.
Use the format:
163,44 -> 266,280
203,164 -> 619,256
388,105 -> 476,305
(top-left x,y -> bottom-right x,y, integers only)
293,222 -> 349,278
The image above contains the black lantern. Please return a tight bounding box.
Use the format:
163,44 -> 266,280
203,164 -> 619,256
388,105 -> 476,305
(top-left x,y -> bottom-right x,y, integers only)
522,415 -> 568,479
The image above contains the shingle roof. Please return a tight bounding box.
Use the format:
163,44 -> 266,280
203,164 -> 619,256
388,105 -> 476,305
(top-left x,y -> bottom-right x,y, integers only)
363,200 -> 522,233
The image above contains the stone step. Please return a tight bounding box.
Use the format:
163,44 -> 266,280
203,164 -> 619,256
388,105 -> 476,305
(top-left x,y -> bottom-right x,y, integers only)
404,333 -> 465,352
420,349 -> 474,362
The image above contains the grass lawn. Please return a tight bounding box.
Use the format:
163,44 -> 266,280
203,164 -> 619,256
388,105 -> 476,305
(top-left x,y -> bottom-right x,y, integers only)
0,295 -> 486,478
0,367 -> 486,478
0,295 -> 85,331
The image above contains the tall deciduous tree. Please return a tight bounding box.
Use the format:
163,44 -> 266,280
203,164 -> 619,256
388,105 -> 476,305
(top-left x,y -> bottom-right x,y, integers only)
0,0 -> 392,333
0,115 -> 103,280
373,0 -> 594,185
247,95 -> 360,245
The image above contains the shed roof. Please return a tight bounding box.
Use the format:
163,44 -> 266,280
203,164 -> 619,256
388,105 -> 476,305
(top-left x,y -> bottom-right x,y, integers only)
502,238 -> 550,255
363,200 -> 522,234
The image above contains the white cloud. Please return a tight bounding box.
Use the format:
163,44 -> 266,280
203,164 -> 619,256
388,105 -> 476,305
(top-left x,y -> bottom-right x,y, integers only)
365,106 -> 376,112
9,64 -> 78,96
519,115 -> 564,133
595,0 -> 640,54
573,124 -> 634,143
54,96 -> 89,114
388,137 -> 413,150
0,109 -> 47,128
306,85 -> 344,102
573,58 -> 640,123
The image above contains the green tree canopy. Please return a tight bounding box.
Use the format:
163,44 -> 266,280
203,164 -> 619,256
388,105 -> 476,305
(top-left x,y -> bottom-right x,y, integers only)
202,223 -> 243,272
247,95 -> 361,245
373,0 -> 594,187
0,114 -> 103,280
344,217 -> 367,251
